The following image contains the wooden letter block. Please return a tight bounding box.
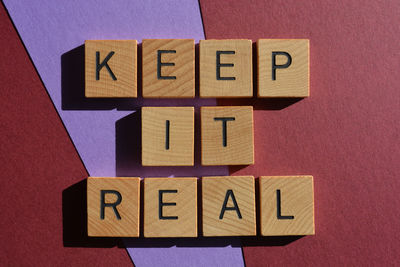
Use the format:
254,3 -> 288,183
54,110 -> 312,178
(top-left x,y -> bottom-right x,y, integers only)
85,40 -> 137,98
87,177 -> 140,237
142,107 -> 194,166
202,176 -> 256,236
200,39 -> 252,98
142,39 -> 194,98
257,39 -> 309,97
201,106 -> 254,165
143,177 -> 197,237
259,176 -> 314,236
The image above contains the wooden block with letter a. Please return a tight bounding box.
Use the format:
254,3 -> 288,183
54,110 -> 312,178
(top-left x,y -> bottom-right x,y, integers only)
199,39 -> 252,97
142,107 -> 194,166
85,40 -> 137,97
201,106 -> 254,165
257,39 -> 309,97
202,176 -> 256,236
87,177 -> 140,237
259,176 -> 314,236
143,177 -> 197,237
142,39 -> 195,98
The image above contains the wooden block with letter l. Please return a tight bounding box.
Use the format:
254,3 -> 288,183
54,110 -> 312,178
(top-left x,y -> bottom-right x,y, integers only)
142,39 -> 195,98
142,107 -> 194,166
259,175 -> 314,236
202,176 -> 256,236
199,39 -> 252,98
143,177 -> 197,237
85,40 -> 137,97
201,106 -> 254,165
87,177 -> 140,237
257,39 -> 309,97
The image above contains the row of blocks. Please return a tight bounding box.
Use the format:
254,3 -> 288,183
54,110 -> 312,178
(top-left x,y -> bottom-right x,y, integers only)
142,106 -> 253,166
85,39 -> 309,98
88,176 -> 314,237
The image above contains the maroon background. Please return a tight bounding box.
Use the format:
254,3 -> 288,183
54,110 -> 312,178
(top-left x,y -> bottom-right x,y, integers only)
199,0 -> 400,265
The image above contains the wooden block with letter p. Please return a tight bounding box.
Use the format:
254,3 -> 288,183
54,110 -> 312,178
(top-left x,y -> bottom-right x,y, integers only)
87,177 -> 140,237
202,176 -> 256,236
257,39 -> 309,97
142,39 -> 195,98
143,177 -> 197,237
85,40 -> 137,97
199,39 -> 252,97
201,106 -> 254,165
142,106 -> 194,166
259,175 -> 314,236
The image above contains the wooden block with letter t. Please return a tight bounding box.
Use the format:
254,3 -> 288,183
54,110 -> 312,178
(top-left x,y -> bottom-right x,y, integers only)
257,39 -> 309,97
142,39 -> 194,98
87,177 -> 140,237
85,40 -> 137,97
199,39 -> 252,97
202,176 -> 256,236
142,107 -> 194,166
143,177 -> 197,237
201,106 -> 254,165
259,176 -> 314,236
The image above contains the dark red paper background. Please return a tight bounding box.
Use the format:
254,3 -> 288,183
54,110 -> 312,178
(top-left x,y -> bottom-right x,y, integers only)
199,0 -> 400,265
0,4 -> 131,266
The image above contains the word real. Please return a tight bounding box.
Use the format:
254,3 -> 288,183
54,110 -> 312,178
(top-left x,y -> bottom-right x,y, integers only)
85,39 -> 309,98
88,176 -> 314,237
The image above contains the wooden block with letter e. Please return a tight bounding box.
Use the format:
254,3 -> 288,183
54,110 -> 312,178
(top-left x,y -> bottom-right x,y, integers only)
85,40 -> 137,98
143,177 -> 197,237
142,39 -> 194,98
142,106 -> 194,166
201,106 -> 254,165
257,39 -> 309,97
202,176 -> 256,236
199,39 -> 252,97
259,175 -> 314,236
87,177 -> 140,237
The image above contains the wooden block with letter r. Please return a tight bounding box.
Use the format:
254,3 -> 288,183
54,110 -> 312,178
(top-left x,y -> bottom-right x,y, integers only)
201,106 -> 254,165
142,106 -> 194,166
202,176 -> 256,236
87,177 -> 140,237
143,177 -> 198,237
257,39 -> 309,97
85,40 -> 137,98
142,39 -> 195,98
259,175 -> 314,236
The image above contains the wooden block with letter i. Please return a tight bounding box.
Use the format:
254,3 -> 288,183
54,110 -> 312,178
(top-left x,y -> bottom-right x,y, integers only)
201,106 -> 254,165
85,40 -> 137,97
202,176 -> 256,236
143,177 -> 197,237
259,176 -> 314,236
199,39 -> 252,97
87,177 -> 140,237
142,39 -> 195,98
257,39 -> 309,97
142,107 -> 194,166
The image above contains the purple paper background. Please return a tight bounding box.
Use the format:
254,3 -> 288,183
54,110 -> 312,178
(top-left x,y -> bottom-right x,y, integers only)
3,0 -> 243,266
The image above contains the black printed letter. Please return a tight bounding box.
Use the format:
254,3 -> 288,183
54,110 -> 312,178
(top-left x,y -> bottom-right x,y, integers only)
271,51 -> 292,80
100,190 -> 122,220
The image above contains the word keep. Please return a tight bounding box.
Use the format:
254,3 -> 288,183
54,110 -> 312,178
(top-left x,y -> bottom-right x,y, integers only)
87,176 -> 314,237
85,39 -> 309,98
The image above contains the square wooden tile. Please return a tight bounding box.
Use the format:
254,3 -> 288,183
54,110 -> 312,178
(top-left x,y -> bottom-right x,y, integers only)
201,106 -> 254,165
143,177 -> 197,237
200,39 -> 252,98
202,176 -> 256,236
257,39 -> 309,97
142,39 -> 194,98
87,177 -> 140,237
142,107 -> 194,166
259,176 -> 314,236
85,40 -> 137,98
